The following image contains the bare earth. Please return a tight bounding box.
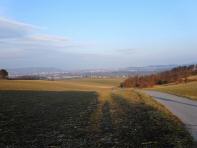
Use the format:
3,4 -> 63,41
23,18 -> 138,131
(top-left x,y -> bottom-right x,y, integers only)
144,90 -> 197,141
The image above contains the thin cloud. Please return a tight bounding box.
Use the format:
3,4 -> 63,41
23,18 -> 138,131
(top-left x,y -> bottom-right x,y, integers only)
116,48 -> 136,54
31,34 -> 70,42
0,17 -> 82,59
0,17 -> 39,39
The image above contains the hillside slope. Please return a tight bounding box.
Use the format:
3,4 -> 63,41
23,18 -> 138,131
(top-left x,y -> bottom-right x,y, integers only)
149,81 -> 197,100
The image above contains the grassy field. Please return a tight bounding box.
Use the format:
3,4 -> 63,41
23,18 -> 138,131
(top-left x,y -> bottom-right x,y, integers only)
0,78 -> 194,147
150,81 -> 197,100
0,78 -> 123,91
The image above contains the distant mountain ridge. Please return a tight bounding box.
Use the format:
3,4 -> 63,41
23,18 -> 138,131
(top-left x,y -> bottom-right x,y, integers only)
8,67 -> 64,76
7,65 -> 177,77
125,65 -> 177,72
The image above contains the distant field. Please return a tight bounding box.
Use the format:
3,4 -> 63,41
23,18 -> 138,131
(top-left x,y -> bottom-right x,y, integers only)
150,81 -> 197,100
66,78 -> 124,87
188,75 -> 197,81
0,79 -> 194,147
0,78 -> 123,92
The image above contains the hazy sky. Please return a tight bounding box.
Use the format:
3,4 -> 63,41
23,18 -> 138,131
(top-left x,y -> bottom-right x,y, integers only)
0,0 -> 197,70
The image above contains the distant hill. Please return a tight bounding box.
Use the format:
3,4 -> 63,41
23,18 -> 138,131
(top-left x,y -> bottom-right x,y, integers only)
72,65 -> 177,77
121,65 -> 177,74
7,65 -> 178,78
126,65 -> 176,71
8,67 -> 64,76
121,64 -> 197,88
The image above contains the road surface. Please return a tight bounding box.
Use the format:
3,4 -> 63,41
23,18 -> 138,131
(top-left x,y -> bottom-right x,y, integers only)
144,90 -> 197,141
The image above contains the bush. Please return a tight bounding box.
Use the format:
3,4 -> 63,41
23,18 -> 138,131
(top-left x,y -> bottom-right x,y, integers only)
0,69 -> 8,79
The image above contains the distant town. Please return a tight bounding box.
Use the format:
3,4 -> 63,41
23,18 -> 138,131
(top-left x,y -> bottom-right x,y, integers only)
6,65 -> 177,80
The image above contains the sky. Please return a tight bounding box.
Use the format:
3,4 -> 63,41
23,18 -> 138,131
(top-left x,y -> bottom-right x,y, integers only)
0,0 -> 197,70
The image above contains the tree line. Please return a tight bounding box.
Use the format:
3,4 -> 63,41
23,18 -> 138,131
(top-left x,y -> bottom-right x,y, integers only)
120,64 -> 197,88
0,69 -> 8,79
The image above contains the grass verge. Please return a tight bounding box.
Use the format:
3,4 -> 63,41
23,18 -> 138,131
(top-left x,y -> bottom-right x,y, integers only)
148,81 -> 197,100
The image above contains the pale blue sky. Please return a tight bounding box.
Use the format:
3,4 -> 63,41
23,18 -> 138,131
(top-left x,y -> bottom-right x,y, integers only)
0,0 -> 197,69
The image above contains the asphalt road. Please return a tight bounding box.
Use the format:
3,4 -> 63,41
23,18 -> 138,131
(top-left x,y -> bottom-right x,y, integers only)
144,90 -> 197,141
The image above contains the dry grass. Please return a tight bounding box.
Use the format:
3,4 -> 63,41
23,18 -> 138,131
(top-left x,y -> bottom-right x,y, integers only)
108,89 -> 193,147
0,78 -> 194,147
66,78 -> 124,87
188,75 -> 197,81
0,78 -> 122,105
0,78 -> 123,91
150,81 -> 197,100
